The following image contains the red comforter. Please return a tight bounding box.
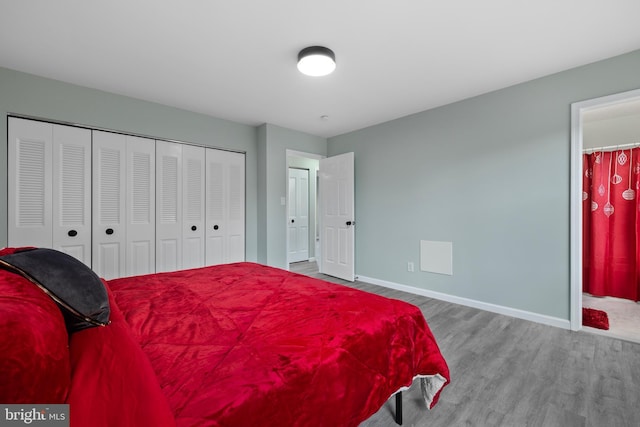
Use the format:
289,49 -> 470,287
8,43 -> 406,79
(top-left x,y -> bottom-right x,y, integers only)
108,262 -> 449,427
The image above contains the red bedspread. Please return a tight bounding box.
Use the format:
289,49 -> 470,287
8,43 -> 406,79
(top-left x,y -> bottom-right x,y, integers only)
108,262 -> 449,427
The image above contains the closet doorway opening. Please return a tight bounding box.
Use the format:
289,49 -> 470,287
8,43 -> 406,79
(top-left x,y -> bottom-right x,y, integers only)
571,88 -> 640,343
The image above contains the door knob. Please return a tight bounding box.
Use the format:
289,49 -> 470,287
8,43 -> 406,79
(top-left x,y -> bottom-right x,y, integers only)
346,221 -> 352,226
191,225 -> 197,231
106,228 -> 114,235
68,230 -> 78,237
291,219 -> 295,223
213,225 -> 219,230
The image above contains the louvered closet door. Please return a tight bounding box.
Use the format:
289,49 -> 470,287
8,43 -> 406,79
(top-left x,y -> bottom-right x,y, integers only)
182,145 -> 205,269
8,118 -> 53,248
52,125 -> 92,266
205,148 -> 224,265
156,140 -> 182,273
205,149 -> 245,265
93,131 -> 126,280
225,151 -> 245,262
126,136 -> 156,277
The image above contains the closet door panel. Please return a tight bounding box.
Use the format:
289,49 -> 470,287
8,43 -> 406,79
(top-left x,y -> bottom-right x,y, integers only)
126,136 -> 156,276
52,124 -> 92,266
205,149 -> 245,265
97,244 -> 121,278
8,118 -> 53,248
226,151 -> 245,263
182,145 -> 205,269
158,240 -> 179,272
156,140 -> 182,272
92,131 -> 126,280
205,149 -> 225,265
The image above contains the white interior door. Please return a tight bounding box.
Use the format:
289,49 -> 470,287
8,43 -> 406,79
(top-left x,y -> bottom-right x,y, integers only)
225,151 -> 245,263
8,118 -> 91,266
319,152 -> 355,281
288,168 -> 309,263
205,149 -> 245,265
126,135 -> 156,277
156,140 -> 183,273
92,131 -> 126,280
205,148 -> 224,265
182,145 -> 205,269
8,118 -> 53,249
52,124 -> 92,266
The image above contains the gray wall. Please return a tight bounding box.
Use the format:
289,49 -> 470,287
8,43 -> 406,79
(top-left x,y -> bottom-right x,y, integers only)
0,67 -> 329,271
0,67 -> 259,261
4,48 -> 640,321
257,124 -> 326,268
328,49 -> 640,321
256,124 -> 268,263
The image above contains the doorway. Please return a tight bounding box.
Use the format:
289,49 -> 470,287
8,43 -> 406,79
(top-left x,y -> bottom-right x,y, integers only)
288,167 -> 310,263
286,150 -> 356,281
286,150 -> 322,267
570,88 -> 640,342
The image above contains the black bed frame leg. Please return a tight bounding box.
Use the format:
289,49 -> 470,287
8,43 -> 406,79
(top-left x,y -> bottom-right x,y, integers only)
395,391 -> 403,425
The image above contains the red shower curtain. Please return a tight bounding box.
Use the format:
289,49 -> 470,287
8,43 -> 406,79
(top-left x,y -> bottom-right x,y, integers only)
583,148 -> 640,301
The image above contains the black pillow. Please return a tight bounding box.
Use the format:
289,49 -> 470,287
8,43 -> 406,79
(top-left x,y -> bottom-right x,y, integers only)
0,248 -> 110,332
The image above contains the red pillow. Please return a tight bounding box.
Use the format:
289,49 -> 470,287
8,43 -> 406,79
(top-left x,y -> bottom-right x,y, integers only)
0,268 -> 71,403
67,286 -> 175,427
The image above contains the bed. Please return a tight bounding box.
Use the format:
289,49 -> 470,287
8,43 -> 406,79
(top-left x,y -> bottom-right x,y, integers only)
0,248 -> 449,427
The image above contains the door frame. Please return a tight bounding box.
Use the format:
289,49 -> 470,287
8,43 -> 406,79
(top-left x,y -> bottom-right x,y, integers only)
569,87 -> 640,331
285,150 -> 324,268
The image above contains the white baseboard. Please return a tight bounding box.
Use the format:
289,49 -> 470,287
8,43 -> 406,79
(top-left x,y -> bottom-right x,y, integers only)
356,275 -> 571,330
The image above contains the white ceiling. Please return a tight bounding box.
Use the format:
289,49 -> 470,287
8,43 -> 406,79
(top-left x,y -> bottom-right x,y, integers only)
1,0 -> 639,138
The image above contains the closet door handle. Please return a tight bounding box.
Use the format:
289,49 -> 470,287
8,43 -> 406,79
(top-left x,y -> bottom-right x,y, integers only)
213,225 -> 219,230
106,228 -> 114,235
68,230 -> 78,237
191,225 -> 197,231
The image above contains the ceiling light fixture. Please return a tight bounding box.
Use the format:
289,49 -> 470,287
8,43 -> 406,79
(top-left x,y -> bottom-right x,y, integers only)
297,46 -> 336,77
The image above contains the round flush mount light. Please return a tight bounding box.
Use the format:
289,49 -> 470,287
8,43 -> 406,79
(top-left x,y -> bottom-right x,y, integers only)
297,46 -> 336,77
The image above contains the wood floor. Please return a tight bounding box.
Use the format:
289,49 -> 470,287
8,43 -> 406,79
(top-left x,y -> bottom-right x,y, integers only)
289,261 -> 640,427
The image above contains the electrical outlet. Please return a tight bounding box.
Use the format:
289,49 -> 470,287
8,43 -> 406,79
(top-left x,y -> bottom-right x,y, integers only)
407,262 -> 414,272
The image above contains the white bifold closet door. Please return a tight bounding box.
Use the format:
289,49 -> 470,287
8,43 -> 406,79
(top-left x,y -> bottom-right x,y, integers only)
181,145 -> 205,269
156,141 -> 206,272
8,117 -> 92,266
205,149 -> 245,265
125,136 -> 156,276
156,140 -> 182,272
92,131 -> 155,280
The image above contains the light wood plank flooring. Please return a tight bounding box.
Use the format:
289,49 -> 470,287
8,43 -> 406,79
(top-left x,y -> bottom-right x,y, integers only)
289,261 -> 640,427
